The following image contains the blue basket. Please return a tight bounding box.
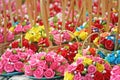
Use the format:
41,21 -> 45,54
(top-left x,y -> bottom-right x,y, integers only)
0,72 -> 23,77
29,76 -> 63,80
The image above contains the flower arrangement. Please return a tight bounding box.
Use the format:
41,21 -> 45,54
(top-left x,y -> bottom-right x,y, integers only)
10,39 -> 38,52
24,51 -> 69,79
25,25 -> 46,42
50,30 -> 73,45
64,55 -> 111,80
74,30 -> 88,41
0,48 -> 34,74
56,42 -> 81,63
110,65 -> 120,80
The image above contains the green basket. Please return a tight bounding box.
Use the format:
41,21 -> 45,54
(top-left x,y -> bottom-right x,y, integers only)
28,76 -> 63,80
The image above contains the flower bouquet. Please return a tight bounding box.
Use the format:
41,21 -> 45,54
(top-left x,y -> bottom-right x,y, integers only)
50,29 -> 75,45
64,55 -> 111,80
24,51 -> 69,79
0,47 -> 34,77
10,38 -> 39,52
56,42 -> 82,63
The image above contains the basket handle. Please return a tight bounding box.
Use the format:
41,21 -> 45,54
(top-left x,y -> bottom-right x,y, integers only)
81,32 -> 99,51
81,32 -> 113,54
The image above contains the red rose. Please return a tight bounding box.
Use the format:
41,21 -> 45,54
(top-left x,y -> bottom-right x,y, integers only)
94,71 -> 104,80
103,69 -> 111,80
76,64 -> 84,73
38,38 -> 49,47
67,53 -> 76,63
11,41 -> 19,48
22,39 -> 29,48
105,40 -> 114,50
69,43 -> 78,52
111,13 -> 118,25
89,48 -> 96,56
99,37 -> 107,45
91,34 -> 98,42
29,43 -> 38,52
94,20 -> 103,29
61,49 -> 68,58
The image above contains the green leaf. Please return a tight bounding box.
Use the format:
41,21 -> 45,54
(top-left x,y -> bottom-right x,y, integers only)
78,49 -> 82,54
99,44 -> 104,48
87,51 -> 91,55
41,56 -> 45,60
12,50 -> 17,54
53,16 -> 58,23
64,45 -> 69,49
50,35 -> 54,41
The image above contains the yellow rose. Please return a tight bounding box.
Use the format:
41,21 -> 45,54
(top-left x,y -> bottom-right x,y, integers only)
74,31 -> 80,36
83,58 -> 92,65
34,33 -> 41,42
9,27 -> 15,32
78,31 -> 88,40
93,37 -> 99,45
96,63 -> 105,72
25,25 -> 46,42
25,32 -> 34,41
64,72 -> 74,80
74,53 -> 82,61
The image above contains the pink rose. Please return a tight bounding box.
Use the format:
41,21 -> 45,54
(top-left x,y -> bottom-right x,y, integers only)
48,51 -> 57,58
44,68 -> 55,79
28,59 -> 38,67
4,63 -> 14,72
104,63 -> 111,71
50,61 -> 59,70
74,72 -> 81,80
53,34 -> 62,45
26,49 -> 35,56
18,52 -> 27,61
1,50 -> 12,59
23,25 -> 31,32
111,75 -> 120,80
57,65 -> 66,76
9,55 -> 19,63
88,65 -> 96,74
77,58 -> 83,65
37,61 -> 46,69
0,61 -> 3,74
14,62 -> 24,72
14,24 -> 23,34
37,52 -> 46,59
0,33 -> 3,43
1,59 -> 9,66
45,54 -> 53,62
7,32 -> 14,41
55,55 -> 64,62
68,64 -> 77,73
33,68 -> 44,79
62,31 -> 71,41
51,30 -> 59,35
0,61 -> 3,69
0,68 -> 3,74
111,65 -> 120,75
81,76 -> 85,80
85,74 -> 93,80
24,65 -> 33,76
82,49 -> 88,56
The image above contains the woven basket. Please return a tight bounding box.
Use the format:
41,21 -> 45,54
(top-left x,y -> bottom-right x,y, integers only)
46,30 -> 80,52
